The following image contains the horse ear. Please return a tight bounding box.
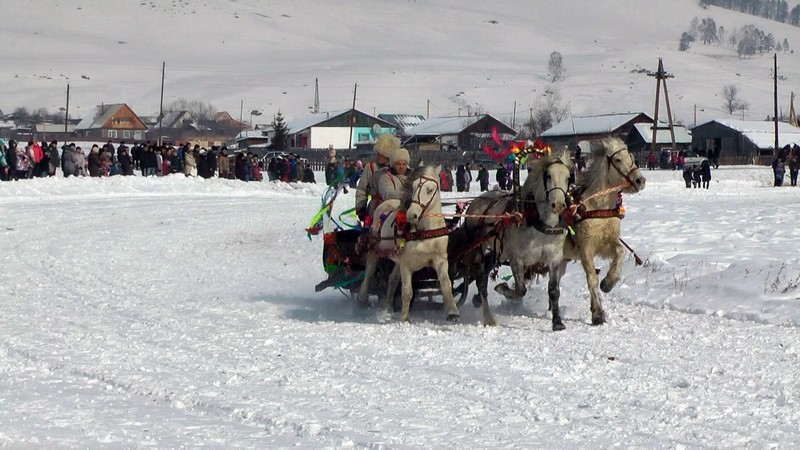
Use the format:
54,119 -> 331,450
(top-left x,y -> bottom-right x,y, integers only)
435,164 -> 442,176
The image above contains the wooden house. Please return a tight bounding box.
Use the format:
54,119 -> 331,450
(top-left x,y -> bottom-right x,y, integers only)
284,109 -> 396,151
402,114 -> 516,153
74,103 -> 148,141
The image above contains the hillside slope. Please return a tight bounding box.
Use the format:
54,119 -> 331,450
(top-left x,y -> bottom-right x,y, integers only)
2,0 -> 800,126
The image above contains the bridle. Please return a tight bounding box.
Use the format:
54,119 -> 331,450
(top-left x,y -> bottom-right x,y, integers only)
409,175 -> 440,220
607,147 -> 639,189
534,161 -> 569,207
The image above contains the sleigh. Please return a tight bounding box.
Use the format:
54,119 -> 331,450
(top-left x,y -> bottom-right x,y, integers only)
314,222 -> 471,310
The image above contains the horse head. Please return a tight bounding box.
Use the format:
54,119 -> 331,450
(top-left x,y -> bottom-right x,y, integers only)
596,137 -> 646,193
403,165 -> 442,225
522,149 -> 572,224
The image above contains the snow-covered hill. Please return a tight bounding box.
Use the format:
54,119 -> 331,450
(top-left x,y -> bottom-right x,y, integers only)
3,0 -> 800,126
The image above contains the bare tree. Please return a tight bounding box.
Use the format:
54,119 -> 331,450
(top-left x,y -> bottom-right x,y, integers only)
721,84 -> 749,114
548,51 -> 566,82
164,98 -> 218,122
531,89 -> 569,135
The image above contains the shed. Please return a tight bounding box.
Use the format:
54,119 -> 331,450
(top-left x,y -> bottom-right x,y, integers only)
690,119 -> 800,164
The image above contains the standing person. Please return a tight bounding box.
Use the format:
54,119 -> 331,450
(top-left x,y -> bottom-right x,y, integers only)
197,148 -> 209,178
184,147 -> 197,177
87,145 -> 102,177
439,164 -> 452,192
302,164 -> 316,183
476,164 -> 489,191
206,147 -> 217,179
0,139 -> 8,181
701,159 -> 712,189
647,150 -> 656,170
355,133 -> 397,222
5,140 -> 17,181
47,140 -> 60,176
235,153 -> 246,180
118,147 -> 133,175
772,157 -> 786,187
16,145 -> 31,179
217,148 -> 230,178
496,164 -> 509,190
682,166 -> 693,188
788,150 -> 800,187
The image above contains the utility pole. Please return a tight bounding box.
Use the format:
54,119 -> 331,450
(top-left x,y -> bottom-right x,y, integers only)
426,99 -> 430,119
158,61 -> 165,146
239,100 -> 243,124
774,53 -> 779,153
313,78 -> 319,114
647,58 -> 677,155
511,101 -> 517,129
65,83 -> 70,136
348,83 -> 357,151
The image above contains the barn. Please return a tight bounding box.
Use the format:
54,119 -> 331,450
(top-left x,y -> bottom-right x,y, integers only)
690,119 -> 800,165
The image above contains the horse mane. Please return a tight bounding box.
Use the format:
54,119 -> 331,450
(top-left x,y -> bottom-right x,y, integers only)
577,137 -> 626,190
521,147 -> 572,197
400,165 -> 438,210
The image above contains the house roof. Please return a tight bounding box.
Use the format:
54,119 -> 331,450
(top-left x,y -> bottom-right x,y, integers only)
631,122 -> 691,144
285,109 -> 395,134
75,103 -> 147,130
405,115 -> 482,136
161,111 -> 194,128
696,119 -> 800,149
378,113 -> 426,133
541,112 -> 651,137
34,123 -> 77,133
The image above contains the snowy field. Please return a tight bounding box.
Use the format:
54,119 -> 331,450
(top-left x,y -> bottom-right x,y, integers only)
1,166 -> 799,447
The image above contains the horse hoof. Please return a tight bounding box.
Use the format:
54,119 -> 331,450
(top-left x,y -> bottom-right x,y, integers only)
447,314 -> 460,322
552,322 -> 566,331
591,311 -> 607,326
600,279 -> 614,293
472,294 -> 482,308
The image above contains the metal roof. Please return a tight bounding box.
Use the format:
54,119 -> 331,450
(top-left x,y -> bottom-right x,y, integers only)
377,113 -> 426,133
541,112 -> 650,137
404,115 -> 482,136
632,122 -> 691,144
696,119 -> 800,149
75,104 -> 127,130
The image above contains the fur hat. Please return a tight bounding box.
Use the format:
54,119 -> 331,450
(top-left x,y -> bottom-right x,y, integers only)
390,147 -> 410,165
373,133 -> 400,158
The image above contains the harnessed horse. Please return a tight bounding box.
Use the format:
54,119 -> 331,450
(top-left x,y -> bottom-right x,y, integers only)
463,148 -> 572,329
560,137 -> 646,325
358,166 -> 460,322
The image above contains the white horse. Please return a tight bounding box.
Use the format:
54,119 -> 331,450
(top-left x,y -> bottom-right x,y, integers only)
560,137 -> 646,325
358,166 -> 459,322
464,148 -> 572,329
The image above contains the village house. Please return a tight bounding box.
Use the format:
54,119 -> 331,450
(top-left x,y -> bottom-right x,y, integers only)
402,114 -> 516,153
690,118 -> 800,165
74,103 -> 148,141
540,112 -> 653,155
285,108 -> 396,151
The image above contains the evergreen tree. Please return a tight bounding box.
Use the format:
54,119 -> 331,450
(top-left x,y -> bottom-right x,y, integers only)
270,111 -> 289,152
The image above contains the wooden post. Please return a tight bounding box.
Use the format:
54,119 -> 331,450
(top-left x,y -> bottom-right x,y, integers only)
348,83 -> 357,151
647,58 -> 677,155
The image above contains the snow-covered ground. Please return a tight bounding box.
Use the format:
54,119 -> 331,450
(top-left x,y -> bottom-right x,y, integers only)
1,166 -> 798,447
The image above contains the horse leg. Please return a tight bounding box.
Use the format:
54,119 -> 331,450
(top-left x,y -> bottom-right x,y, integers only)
600,243 -> 625,293
381,265 -> 401,313
579,251 -> 606,325
399,265 -> 415,322
494,258 -> 527,300
548,261 -> 565,331
433,257 -> 460,321
476,251 -> 497,326
358,252 -> 379,305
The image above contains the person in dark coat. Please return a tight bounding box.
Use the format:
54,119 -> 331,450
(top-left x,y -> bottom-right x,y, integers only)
303,166 -> 316,183
477,164 -> 489,191
197,148 -> 209,178
496,164 -> 509,190
772,157 -> 786,186
206,148 -> 217,179
118,148 -> 133,175
682,166 -> 693,188
87,145 -> 102,177
47,140 -> 60,176
700,159 -> 712,189
5,140 -> 17,181
235,153 -> 246,180
692,165 -> 702,188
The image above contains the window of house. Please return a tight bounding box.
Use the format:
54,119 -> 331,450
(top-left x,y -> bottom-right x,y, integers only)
123,130 -> 130,138
134,131 -> 142,140
107,130 -> 117,138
